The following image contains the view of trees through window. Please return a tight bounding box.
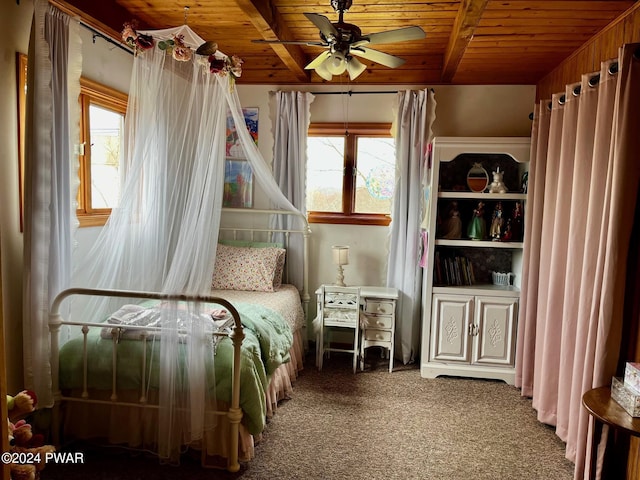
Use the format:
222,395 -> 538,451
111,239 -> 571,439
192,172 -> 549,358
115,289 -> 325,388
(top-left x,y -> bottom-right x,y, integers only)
306,125 -> 395,225
354,137 -> 396,214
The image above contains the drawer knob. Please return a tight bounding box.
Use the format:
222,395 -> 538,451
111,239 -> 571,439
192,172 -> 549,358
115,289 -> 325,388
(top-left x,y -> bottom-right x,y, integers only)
377,321 -> 384,326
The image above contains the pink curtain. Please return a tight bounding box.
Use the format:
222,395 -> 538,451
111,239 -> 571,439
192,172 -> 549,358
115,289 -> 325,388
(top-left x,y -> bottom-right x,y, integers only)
516,43 -> 640,480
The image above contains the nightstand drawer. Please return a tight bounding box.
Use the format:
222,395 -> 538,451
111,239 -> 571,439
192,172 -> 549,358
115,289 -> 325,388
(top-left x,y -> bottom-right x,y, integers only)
363,330 -> 392,342
361,314 -> 393,330
364,300 -> 395,316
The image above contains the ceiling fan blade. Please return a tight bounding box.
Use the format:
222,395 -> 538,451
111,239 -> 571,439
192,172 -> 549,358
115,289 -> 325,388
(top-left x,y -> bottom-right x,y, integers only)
304,12 -> 339,39
252,39 -> 327,47
350,47 -> 406,69
346,56 -> 367,80
305,50 -> 332,70
358,26 -> 426,46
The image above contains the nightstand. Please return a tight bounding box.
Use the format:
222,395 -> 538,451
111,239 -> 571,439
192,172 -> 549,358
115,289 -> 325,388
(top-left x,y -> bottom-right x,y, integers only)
360,293 -> 397,373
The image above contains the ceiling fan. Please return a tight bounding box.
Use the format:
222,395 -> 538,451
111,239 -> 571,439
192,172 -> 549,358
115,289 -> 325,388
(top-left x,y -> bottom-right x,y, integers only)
252,0 -> 426,81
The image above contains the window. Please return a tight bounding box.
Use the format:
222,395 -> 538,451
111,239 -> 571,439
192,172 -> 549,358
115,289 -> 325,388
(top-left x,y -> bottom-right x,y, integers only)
306,123 -> 395,226
77,78 -> 127,227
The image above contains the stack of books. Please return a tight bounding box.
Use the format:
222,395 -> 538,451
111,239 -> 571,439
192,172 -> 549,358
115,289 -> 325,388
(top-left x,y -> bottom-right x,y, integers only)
434,252 -> 475,286
611,362 -> 640,417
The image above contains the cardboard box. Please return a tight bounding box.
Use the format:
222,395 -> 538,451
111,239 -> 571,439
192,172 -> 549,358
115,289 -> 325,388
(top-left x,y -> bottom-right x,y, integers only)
612,377 -> 640,417
624,362 -> 640,395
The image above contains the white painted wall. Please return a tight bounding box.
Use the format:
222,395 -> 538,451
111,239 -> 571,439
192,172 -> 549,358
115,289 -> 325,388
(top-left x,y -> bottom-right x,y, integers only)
1,1 -> 535,389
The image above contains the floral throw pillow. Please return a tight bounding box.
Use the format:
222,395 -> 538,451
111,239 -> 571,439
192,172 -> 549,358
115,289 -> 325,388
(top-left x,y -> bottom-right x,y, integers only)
212,244 -> 286,292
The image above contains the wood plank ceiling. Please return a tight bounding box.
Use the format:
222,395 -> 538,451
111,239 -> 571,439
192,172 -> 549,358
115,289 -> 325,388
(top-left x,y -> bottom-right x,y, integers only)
57,0 -> 636,86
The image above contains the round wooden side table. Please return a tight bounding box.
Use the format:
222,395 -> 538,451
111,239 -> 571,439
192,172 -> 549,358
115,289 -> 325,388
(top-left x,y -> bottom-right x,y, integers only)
582,386 -> 640,480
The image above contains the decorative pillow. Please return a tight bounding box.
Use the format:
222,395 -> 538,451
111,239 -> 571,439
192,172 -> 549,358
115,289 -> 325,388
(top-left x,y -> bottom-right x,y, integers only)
219,239 -> 286,288
212,244 -> 286,292
272,248 -> 286,289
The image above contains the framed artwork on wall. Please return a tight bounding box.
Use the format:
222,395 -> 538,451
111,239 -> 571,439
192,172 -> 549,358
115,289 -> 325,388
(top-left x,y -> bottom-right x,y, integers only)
223,159 -> 253,208
225,107 -> 258,158
223,107 -> 257,208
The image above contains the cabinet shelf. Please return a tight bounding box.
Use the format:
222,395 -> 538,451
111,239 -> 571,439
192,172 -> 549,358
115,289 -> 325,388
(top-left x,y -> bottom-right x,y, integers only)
435,239 -> 523,249
432,284 -> 520,297
438,192 -> 526,201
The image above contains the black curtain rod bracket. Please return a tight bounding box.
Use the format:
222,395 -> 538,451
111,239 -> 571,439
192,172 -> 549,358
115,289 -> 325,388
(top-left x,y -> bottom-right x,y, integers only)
81,23 -> 133,56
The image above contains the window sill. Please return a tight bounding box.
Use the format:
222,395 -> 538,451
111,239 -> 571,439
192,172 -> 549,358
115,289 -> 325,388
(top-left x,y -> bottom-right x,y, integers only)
77,213 -> 110,228
308,212 -> 391,227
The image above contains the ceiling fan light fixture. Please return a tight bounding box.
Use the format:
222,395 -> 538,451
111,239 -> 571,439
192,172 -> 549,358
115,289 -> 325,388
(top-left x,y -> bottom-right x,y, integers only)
346,56 -> 366,80
315,61 -> 333,81
325,51 -> 347,75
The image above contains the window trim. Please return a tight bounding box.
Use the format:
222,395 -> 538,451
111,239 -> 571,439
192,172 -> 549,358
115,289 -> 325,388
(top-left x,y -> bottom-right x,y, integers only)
307,122 -> 393,227
77,77 -> 128,227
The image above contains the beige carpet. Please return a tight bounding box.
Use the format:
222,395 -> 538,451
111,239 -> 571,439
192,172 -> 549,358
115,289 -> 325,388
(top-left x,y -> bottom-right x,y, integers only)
44,352 -> 575,480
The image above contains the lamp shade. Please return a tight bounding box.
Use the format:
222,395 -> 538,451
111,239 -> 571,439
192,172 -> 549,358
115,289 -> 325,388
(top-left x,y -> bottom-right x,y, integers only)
315,61 -> 333,81
325,51 -> 347,75
346,56 -> 367,80
332,245 -> 350,266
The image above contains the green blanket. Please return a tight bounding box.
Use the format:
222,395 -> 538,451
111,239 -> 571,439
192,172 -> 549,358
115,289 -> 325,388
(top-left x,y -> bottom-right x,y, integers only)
58,302 -> 293,435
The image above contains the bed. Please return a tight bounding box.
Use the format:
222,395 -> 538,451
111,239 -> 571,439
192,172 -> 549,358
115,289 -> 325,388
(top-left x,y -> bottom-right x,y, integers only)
48,208 -> 311,472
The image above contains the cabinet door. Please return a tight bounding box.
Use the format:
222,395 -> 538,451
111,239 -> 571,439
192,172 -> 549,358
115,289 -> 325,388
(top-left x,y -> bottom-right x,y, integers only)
430,294 -> 473,363
472,296 -> 517,366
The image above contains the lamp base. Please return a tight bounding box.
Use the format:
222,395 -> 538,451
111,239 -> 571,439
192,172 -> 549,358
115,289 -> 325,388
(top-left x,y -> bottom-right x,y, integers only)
335,265 -> 346,287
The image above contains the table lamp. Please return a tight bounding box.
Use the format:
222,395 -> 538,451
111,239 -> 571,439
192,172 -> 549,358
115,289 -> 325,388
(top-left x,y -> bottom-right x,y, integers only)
332,245 -> 350,287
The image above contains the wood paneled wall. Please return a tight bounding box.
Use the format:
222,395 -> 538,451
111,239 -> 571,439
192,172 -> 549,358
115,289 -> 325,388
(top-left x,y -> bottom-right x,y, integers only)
536,1 -> 640,100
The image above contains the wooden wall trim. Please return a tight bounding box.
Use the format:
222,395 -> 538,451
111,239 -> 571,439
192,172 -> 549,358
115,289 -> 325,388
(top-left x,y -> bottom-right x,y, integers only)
0,250 -> 9,480
536,1 -> 640,100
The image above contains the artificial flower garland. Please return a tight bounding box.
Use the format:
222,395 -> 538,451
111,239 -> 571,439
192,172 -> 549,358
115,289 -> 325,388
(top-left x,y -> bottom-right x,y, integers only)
122,22 -> 243,84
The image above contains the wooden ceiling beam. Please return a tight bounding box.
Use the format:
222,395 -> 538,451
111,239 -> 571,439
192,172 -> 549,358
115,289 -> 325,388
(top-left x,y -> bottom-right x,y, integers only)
234,0 -> 311,82
441,0 -> 489,83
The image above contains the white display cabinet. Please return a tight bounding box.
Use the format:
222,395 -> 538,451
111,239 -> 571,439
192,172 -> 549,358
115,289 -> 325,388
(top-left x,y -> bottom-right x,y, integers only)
420,137 -> 530,385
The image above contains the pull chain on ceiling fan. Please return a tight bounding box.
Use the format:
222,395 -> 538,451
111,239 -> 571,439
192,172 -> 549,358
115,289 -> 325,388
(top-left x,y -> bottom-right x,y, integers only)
252,0 -> 426,81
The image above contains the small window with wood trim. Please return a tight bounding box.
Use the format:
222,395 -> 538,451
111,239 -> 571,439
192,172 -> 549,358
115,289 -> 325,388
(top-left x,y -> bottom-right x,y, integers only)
77,78 -> 128,227
306,123 -> 395,226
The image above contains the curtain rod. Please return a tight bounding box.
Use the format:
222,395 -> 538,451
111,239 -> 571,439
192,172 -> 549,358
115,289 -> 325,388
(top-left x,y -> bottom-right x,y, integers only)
310,90 -> 396,95
80,22 -> 133,56
309,88 -> 435,95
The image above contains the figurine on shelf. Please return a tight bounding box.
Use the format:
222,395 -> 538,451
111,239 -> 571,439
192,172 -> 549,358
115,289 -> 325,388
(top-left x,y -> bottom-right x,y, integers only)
490,201 -> 504,241
510,201 -> 524,241
521,171 -> 529,194
467,201 -> 486,240
488,167 -> 508,193
501,218 -> 513,241
441,201 -> 462,239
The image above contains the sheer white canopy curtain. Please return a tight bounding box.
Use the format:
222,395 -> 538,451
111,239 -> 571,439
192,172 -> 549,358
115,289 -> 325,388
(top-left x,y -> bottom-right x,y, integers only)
516,43 -> 640,480
71,25 -> 300,464
269,91 -> 315,291
23,0 -> 81,408
387,89 -> 436,364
